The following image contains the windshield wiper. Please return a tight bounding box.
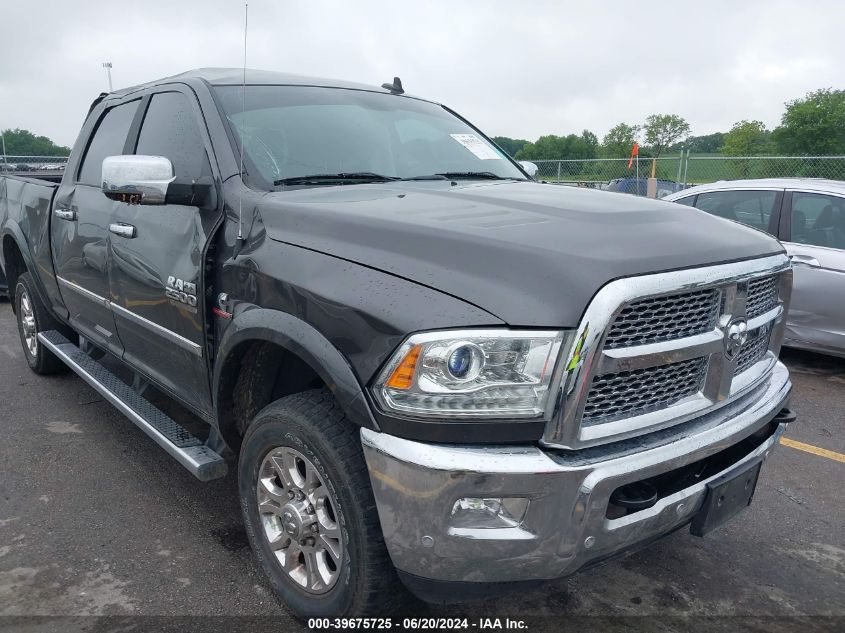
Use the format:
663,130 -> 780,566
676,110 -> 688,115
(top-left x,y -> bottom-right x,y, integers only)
432,171 -> 514,180
274,172 -> 399,187
273,171 -> 520,187
397,174 -> 451,181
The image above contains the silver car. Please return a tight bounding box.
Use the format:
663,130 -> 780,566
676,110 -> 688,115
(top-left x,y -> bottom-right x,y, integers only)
665,178 -> 845,358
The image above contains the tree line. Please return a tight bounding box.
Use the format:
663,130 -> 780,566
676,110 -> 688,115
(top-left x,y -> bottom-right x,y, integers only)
1,128 -> 71,157
493,88 -> 845,161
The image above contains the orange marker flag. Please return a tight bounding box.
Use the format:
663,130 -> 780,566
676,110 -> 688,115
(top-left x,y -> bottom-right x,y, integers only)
627,142 -> 639,169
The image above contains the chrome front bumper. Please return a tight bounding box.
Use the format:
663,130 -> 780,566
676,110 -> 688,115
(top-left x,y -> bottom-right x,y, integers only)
361,361 -> 792,583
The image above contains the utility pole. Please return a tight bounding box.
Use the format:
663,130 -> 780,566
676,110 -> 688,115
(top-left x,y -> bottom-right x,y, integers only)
102,62 -> 113,92
1,131 -> 6,164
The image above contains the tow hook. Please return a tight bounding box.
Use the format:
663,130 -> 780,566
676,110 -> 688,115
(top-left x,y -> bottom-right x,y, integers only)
773,408 -> 796,425
609,480 -> 659,513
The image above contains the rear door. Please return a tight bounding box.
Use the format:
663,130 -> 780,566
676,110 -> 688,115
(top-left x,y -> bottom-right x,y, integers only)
780,190 -> 845,355
107,87 -> 221,414
51,99 -> 140,355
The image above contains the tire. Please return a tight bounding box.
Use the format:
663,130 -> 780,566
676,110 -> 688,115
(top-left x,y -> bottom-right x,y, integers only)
15,272 -> 67,375
239,388 -> 411,618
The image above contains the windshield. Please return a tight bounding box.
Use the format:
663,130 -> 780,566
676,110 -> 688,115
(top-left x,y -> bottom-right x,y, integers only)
213,85 -> 526,188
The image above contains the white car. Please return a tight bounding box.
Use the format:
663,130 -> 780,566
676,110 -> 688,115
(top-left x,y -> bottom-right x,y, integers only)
665,179 -> 845,358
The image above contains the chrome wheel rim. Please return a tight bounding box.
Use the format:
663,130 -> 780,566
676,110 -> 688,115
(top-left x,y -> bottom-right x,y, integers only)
257,446 -> 344,594
19,289 -> 38,357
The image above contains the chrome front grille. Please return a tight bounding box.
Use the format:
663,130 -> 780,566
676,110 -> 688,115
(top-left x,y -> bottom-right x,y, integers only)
734,328 -> 772,376
605,288 -> 720,349
544,254 -> 792,449
582,357 -> 707,425
746,275 -> 778,319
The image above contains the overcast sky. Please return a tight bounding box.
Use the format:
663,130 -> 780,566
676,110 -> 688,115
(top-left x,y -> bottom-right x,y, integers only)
2,0 -> 843,149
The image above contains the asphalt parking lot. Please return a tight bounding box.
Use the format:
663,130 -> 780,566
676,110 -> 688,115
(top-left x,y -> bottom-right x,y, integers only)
0,299 -> 843,632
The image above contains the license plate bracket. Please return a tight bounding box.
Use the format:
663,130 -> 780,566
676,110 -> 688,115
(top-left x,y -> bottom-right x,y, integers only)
690,457 -> 763,537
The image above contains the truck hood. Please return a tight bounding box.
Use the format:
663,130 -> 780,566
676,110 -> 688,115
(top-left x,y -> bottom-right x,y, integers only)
258,180 -> 783,326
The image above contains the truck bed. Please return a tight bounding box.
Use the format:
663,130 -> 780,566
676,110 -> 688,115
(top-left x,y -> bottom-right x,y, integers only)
0,173 -> 59,229
3,171 -> 64,184
0,174 -> 60,299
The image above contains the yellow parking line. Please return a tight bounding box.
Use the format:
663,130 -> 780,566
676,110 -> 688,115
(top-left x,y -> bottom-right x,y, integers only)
780,437 -> 845,464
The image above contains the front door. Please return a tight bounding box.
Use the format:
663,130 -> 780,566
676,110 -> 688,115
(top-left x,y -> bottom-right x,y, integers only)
108,88 -> 221,414
782,190 -> 845,354
51,99 -> 140,355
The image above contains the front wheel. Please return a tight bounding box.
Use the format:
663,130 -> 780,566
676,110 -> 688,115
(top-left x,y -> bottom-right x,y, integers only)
239,389 -> 410,618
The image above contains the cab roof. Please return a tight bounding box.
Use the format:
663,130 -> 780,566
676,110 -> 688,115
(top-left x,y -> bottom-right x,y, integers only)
106,68 -> 408,100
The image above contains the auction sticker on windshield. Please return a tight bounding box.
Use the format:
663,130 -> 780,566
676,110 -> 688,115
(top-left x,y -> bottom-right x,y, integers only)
450,133 -> 502,159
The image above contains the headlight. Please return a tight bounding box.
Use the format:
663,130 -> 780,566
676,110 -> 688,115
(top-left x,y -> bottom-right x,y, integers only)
373,329 -> 567,418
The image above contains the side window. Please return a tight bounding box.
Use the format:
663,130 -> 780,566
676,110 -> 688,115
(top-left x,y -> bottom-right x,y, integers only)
135,92 -> 210,180
694,190 -> 777,233
790,192 -> 845,249
673,195 -> 696,207
77,101 -> 140,186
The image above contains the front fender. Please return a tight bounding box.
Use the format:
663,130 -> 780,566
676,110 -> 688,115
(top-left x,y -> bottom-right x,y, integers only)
213,306 -> 378,431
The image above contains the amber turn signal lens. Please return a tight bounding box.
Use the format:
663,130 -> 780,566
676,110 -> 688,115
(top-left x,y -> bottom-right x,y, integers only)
385,344 -> 423,390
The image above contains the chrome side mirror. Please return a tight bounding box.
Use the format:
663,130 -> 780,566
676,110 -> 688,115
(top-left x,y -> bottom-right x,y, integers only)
518,160 -> 538,178
102,155 -> 175,205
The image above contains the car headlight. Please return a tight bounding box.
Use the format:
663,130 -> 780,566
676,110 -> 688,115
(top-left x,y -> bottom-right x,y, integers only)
373,329 -> 567,418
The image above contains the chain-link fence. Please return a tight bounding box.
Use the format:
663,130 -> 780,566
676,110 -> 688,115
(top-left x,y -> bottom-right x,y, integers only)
532,157 -> 685,188
531,155 -> 845,192
0,155 -> 69,173
683,155 -> 845,184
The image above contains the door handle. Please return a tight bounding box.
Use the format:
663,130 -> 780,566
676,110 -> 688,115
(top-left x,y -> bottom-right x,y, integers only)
109,223 -> 137,239
54,208 -> 76,221
789,254 -> 820,268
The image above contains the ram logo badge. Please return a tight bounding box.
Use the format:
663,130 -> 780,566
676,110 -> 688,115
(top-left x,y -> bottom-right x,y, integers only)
166,276 -> 198,308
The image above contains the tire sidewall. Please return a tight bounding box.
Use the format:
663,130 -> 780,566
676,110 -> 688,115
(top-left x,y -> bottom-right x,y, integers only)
239,412 -> 363,618
15,276 -> 41,370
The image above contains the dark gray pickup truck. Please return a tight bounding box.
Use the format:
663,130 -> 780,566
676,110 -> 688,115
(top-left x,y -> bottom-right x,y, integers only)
0,68 -> 795,618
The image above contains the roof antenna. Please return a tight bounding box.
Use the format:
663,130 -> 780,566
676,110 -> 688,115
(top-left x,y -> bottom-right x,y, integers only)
381,76 -> 404,94
237,2 -> 249,246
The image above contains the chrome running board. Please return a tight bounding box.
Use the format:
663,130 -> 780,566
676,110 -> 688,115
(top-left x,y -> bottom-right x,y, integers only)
38,330 -> 227,481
